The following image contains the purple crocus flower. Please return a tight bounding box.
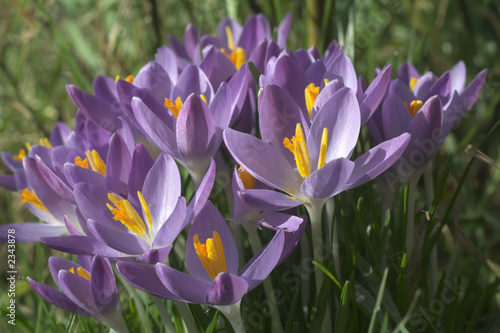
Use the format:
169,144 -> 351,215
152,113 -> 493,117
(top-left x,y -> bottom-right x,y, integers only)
40,153 -> 216,264
28,255 -> 128,333
116,201 -> 304,312
366,61 -> 487,186
0,114 -> 136,242
223,84 -> 410,214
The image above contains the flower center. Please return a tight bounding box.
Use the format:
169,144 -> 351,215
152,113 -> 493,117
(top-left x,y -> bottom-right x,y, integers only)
238,166 -> 255,189
69,267 -> 91,281
283,124 -> 329,178
74,150 -> 106,175
193,231 -> 227,280
409,77 -> 419,92
220,26 -> 246,70
164,94 -> 207,119
404,100 -> 423,117
106,191 -> 153,244
13,139 -> 52,162
19,188 -> 48,212
115,75 -> 134,83
304,79 -> 329,119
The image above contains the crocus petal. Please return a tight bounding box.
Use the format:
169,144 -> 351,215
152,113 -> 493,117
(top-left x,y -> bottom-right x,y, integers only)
413,72 -> 437,101
133,61 -> 173,103
87,220 -> 150,255
205,273 -> 249,305
277,12 -> 292,49
185,159 -> 215,226
0,223 -> 67,242
176,94 -> 216,174
326,53 -> 357,94
186,201 -> 239,283
138,245 -> 173,264
397,61 -> 420,85
173,65 -> 214,102
238,14 -> 271,53
49,122 -> 72,147
258,84 -> 309,165
425,72 -> 451,104
64,215 -> 82,236
381,94 -> 412,140
310,79 -> 344,119
217,18 -> 243,48
343,133 -> 411,190
460,69 -> 487,111
48,256 -> 78,288
74,182 -> 127,232
224,128 -> 302,195
28,278 -> 90,316
67,85 -> 121,132
93,75 -> 118,103
156,263 -> 210,303
64,163 -> 106,188
41,235 -> 128,257
308,87 -> 360,163
255,211 -> 304,232
306,60 -> 327,87
278,218 -> 307,265
91,256 -> 120,313
272,55 -> 311,113
0,174 -> 16,191
200,47 -> 236,90
52,146 -> 80,179
131,97 -> 178,156
403,96 -> 443,164
301,158 -> 355,199
34,156 -> 74,203
155,46 -> 179,83
152,197 -> 186,248
128,144 -> 154,206
238,189 -> 304,211
116,261 -> 179,299
58,270 -> 95,314
359,64 -> 391,124
24,157 -> 76,222
142,153 -> 181,229
449,61 -> 466,93
106,133 -> 132,197
115,117 -> 135,156
239,229 -> 284,290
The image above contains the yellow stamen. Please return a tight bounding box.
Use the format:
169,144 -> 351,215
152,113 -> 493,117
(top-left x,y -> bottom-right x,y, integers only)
85,150 -> 106,175
317,128 -> 328,170
193,231 -> 227,280
164,97 -> 183,118
305,83 -> 320,119
225,25 -> 235,51
324,78 -> 330,86
74,156 -> 89,169
137,191 -> 153,231
409,77 -> 419,92
19,188 -> 48,212
77,267 -> 91,281
221,47 -> 247,70
25,143 -> 32,151
283,123 -> 312,178
38,138 -> 53,148
238,166 -> 255,189
13,149 -> 27,162
69,267 -> 75,274
115,75 -> 135,83
404,100 -> 423,117
200,94 -> 207,104
107,193 -> 147,237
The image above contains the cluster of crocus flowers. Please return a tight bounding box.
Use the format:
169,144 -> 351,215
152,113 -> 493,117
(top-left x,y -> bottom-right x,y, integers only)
0,12 -> 487,333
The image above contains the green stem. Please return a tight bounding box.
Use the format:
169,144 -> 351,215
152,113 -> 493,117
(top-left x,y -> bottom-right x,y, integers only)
325,198 -> 341,279
151,296 -> 175,333
175,301 -> 198,333
215,301 -> 245,333
405,182 -> 417,257
246,226 -> 284,333
424,165 -> 438,296
116,272 -> 151,333
306,202 -> 332,333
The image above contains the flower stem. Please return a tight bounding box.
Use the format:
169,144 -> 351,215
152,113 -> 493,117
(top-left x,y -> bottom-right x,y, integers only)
405,182 -> 417,257
175,301 -> 199,333
325,198 -> 341,280
215,301 -> 245,333
245,226 -> 284,333
151,296 -> 175,333
306,202 -> 332,333
424,165 -> 438,296
116,272 -> 151,333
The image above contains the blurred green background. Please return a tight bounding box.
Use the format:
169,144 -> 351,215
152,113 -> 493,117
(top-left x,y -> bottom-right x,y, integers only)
0,0 -> 499,331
